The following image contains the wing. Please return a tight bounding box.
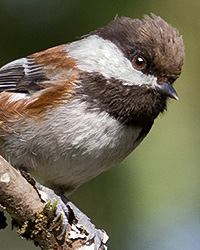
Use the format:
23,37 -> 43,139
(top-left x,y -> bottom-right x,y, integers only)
0,46 -> 80,122
0,57 -> 48,93
0,44 -> 78,94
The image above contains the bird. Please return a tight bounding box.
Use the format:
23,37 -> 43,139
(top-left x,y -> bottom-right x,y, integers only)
0,14 -> 184,198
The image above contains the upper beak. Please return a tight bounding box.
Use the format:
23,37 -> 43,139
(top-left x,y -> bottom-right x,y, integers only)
156,83 -> 179,100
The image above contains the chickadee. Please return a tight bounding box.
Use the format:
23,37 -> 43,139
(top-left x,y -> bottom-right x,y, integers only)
0,14 -> 184,197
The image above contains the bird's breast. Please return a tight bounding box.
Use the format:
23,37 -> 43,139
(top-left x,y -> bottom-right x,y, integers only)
2,99 -> 142,193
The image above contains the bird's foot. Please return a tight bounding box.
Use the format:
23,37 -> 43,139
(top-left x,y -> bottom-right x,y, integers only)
35,182 -> 109,249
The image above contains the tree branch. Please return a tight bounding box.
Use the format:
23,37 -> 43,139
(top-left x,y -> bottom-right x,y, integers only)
0,155 -> 108,250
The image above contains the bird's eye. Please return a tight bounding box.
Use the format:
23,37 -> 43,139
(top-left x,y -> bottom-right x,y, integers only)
132,55 -> 146,70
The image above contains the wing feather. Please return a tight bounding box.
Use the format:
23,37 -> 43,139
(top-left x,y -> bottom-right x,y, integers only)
0,57 -> 48,93
0,45 -> 79,94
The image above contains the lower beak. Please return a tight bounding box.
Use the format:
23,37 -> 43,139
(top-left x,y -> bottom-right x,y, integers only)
156,83 -> 179,100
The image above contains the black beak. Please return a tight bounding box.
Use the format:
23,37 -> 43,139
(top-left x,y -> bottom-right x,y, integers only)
156,83 -> 179,100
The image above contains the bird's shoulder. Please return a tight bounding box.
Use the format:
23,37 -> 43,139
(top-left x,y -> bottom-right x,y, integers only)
0,44 -> 79,94
0,45 -> 81,121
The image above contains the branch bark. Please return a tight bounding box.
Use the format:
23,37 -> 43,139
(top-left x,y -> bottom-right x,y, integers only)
0,155 -> 108,250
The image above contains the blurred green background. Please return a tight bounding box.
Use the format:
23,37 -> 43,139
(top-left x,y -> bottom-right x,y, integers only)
0,0 -> 199,250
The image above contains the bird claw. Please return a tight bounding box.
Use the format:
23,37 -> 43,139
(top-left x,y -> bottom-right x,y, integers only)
67,201 -> 109,250
35,182 -> 108,249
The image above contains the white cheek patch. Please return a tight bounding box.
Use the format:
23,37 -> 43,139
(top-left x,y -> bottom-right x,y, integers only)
122,73 -> 158,88
66,35 -> 158,88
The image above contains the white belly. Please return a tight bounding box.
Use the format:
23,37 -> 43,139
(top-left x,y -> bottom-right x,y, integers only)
4,100 -> 142,193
